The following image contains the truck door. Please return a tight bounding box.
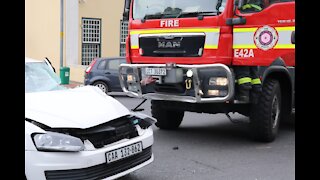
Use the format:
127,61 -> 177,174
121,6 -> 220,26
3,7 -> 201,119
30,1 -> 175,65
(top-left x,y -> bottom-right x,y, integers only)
232,0 -> 295,67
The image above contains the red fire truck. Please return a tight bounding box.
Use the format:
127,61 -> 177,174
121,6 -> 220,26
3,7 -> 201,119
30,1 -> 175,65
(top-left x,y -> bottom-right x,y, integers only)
120,0 -> 295,142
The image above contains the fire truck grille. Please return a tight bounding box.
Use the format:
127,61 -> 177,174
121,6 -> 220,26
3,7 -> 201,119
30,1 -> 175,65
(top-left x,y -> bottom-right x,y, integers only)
139,35 -> 205,57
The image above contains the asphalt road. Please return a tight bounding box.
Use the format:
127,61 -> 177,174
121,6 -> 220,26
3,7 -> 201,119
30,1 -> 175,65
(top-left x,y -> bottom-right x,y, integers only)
113,95 -> 295,180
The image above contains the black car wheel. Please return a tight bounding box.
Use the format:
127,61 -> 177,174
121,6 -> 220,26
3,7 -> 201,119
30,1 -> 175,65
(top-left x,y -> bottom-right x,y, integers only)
93,81 -> 109,94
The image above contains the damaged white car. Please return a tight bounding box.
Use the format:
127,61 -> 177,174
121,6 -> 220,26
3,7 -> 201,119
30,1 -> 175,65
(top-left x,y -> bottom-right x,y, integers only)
25,57 -> 155,180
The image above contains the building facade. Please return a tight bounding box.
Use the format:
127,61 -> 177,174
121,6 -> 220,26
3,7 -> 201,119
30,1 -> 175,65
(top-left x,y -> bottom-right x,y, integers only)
25,0 -> 127,83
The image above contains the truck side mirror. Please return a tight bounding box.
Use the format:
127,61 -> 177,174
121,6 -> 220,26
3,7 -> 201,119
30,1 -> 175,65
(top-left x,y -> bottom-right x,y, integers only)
226,17 -> 246,25
291,31 -> 295,44
123,0 -> 131,21
123,9 -> 129,21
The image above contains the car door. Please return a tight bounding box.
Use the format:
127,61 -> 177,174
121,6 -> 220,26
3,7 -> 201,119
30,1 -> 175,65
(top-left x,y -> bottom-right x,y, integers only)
106,58 -> 126,91
95,59 -> 108,79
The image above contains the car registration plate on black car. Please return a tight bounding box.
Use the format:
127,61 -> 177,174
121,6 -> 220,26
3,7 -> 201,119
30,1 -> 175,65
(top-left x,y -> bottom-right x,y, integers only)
106,142 -> 143,164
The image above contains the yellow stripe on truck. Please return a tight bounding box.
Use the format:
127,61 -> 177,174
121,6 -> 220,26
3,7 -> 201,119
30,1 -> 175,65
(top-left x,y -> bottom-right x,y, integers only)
275,26 -> 295,31
130,28 -> 220,35
233,28 -> 257,33
274,44 -> 295,49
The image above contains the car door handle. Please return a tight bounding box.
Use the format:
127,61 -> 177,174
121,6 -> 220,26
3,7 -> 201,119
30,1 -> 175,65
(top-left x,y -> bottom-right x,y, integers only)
105,72 -> 111,74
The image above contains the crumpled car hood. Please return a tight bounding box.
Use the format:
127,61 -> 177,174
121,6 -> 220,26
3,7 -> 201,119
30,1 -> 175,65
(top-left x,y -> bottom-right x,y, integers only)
25,86 -> 130,129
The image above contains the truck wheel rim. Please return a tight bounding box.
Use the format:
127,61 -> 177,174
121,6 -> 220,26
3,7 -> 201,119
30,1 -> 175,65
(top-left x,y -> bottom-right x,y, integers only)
271,95 -> 280,129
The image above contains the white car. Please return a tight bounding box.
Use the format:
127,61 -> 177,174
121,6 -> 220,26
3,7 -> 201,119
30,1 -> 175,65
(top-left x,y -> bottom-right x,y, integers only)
25,57 -> 155,180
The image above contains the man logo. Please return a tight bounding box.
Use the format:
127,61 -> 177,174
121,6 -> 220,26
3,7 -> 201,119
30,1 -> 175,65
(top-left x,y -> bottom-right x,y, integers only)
158,41 -> 181,48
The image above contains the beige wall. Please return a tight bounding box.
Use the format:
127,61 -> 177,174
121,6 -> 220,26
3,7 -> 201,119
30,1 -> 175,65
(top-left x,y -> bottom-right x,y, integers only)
26,0 -> 124,83
25,0 -> 61,73
70,0 -> 124,83
79,0 -> 124,59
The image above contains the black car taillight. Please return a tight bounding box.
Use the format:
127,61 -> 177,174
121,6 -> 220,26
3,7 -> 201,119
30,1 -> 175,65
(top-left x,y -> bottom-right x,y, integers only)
85,59 -> 97,74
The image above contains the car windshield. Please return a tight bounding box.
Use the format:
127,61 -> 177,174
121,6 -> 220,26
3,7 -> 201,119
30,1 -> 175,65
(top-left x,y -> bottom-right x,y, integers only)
25,62 -> 67,93
133,0 -> 226,20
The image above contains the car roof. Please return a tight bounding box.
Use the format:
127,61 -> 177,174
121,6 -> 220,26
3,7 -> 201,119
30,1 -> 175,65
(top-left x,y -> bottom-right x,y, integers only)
25,57 -> 44,63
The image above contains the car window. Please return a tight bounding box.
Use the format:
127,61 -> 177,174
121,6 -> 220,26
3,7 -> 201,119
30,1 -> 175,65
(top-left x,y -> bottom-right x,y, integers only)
108,59 -> 123,70
25,62 -> 67,93
97,60 -> 107,70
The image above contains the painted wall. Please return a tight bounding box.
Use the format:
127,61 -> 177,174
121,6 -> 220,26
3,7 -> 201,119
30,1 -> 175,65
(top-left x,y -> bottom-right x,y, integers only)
25,0 -> 61,72
71,0 -> 125,83
26,0 -> 125,83
79,0 -> 124,58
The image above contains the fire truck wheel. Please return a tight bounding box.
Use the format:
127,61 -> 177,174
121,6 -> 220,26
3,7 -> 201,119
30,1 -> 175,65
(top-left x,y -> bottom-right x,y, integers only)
151,100 -> 184,130
250,79 -> 281,142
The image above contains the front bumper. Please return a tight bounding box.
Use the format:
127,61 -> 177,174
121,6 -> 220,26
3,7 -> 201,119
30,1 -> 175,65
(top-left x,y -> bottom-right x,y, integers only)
25,127 -> 153,180
119,63 -> 235,103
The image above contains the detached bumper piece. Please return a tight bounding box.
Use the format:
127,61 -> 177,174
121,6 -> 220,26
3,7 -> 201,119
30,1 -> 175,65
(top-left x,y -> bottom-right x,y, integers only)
45,147 -> 152,180
119,63 -> 234,103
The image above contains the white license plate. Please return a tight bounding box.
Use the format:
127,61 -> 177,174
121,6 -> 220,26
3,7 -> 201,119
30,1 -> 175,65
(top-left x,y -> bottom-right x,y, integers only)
106,142 -> 143,164
145,68 -> 166,76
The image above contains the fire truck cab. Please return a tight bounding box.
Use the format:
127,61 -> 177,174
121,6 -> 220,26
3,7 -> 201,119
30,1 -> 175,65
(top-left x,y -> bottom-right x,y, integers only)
120,0 -> 295,142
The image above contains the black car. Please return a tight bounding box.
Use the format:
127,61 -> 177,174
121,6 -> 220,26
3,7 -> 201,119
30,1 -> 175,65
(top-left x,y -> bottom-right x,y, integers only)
84,57 -> 126,93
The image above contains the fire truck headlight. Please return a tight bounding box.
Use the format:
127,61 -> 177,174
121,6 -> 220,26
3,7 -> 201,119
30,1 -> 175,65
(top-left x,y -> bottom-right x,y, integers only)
207,90 -> 228,97
209,77 -> 228,86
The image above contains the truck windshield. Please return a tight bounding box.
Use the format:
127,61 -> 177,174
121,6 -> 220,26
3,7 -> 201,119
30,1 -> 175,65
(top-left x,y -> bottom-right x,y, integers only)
133,0 -> 226,20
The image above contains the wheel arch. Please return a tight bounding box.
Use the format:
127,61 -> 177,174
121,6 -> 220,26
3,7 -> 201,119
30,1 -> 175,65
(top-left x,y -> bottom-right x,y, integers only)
261,65 -> 294,117
92,79 -> 111,92
90,76 -> 111,85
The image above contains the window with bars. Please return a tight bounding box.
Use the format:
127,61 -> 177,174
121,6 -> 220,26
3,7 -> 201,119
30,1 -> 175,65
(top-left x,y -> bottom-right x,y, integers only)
81,18 -> 101,66
120,20 -> 128,57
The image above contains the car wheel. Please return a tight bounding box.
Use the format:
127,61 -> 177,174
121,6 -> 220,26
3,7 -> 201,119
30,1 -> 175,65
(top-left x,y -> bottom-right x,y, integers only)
93,81 -> 109,94
250,79 -> 281,142
151,100 -> 184,130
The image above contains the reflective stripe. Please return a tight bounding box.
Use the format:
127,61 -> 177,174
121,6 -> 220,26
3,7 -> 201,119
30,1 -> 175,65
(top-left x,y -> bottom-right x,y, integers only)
130,28 -> 220,50
205,31 -> 219,49
233,30 -> 255,49
250,4 -> 262,11
130,34 -> 139,49
130,28 -> 219,35
274,27 -> 295,49
204,45 -> 218,49
242,4 -> 262,11
251,78 -> 261,85
275,27 -> 295,31
238,77 -> 252,85
233,28 -> 257,33
274,44 -> 295,49
233,26 -> 295,50
233,44 -> 257,49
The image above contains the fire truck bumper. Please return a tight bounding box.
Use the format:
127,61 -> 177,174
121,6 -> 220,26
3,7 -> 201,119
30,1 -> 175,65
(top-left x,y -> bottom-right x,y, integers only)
119,63 -> 235,103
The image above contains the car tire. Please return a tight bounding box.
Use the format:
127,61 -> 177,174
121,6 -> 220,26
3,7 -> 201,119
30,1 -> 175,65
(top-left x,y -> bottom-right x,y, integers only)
250,79 -> 281,142
93,81 -> 109,94
151,100 -> 184,130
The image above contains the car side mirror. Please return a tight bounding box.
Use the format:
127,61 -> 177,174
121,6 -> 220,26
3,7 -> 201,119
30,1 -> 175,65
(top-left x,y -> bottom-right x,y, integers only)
226,17 -> 246,25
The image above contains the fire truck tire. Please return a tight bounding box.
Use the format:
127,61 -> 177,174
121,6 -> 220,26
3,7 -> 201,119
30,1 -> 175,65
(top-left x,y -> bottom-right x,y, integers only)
151,100 -> 184,130
250,79 -> 281,142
